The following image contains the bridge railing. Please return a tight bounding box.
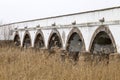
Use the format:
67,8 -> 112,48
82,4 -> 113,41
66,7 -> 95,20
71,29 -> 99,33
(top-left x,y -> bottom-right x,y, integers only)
13,20 -> 120,32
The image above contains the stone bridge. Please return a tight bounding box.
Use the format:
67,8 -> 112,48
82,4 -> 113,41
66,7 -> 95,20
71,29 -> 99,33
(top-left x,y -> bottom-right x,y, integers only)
1,6 -> 120,54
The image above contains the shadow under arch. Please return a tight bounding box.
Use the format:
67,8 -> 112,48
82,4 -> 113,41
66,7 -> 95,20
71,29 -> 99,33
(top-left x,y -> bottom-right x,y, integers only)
89,26 -> 117,53
22,31 -> 32,48
47,28 -> 63,49
34,29 -> 45,48
65,27 -> 86,53
13,31 -> 20,46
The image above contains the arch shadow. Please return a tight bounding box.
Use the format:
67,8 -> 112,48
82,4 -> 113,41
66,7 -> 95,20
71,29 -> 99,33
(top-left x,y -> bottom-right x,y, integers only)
47,28 -> 63,49
22,31 -> 32,48
65,27 -> 86,52
34,29 -> 45,48
89,26 -> 117,53
13,31 -> 21,46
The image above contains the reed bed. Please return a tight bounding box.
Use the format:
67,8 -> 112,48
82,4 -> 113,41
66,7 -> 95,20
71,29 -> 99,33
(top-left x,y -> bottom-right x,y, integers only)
0,46 -> 120,80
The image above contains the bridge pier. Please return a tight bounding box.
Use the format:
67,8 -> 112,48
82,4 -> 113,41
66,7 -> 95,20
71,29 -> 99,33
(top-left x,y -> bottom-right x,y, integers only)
1,6 -> 120,54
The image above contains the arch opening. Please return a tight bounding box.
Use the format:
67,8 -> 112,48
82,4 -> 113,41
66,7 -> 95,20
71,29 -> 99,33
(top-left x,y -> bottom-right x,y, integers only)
14,34 -> 20,46
91,31 -> 115,54
66,32 -> 83,53
23,34 -> 31,48
34,33 -> 45,48
48,33 -> 62,49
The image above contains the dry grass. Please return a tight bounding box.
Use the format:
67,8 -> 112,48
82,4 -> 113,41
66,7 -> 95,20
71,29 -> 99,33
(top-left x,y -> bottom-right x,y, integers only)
0,46 -> 120,80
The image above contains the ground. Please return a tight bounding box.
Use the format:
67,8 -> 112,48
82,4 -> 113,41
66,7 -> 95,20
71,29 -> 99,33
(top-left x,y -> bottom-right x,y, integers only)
0,46 -> 120,80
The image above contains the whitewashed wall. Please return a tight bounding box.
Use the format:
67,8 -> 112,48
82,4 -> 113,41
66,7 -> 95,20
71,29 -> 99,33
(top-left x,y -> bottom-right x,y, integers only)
0,7 -> 120,53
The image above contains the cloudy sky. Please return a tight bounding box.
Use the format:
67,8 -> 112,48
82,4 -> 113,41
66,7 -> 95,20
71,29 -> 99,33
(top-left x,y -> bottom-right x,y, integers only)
0,0 -> 120,24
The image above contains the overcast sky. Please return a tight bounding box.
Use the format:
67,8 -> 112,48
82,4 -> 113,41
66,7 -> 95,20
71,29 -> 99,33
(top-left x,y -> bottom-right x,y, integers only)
0,0 -> 120,24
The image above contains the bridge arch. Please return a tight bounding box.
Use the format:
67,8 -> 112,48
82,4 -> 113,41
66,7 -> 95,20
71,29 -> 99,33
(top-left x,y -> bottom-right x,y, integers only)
34,30 -> 45,48
65,27 -> 86,53
89,26 -> 117,53
13,31 -> 20,46
47,28 -> 63,49
22,31 -> 32,48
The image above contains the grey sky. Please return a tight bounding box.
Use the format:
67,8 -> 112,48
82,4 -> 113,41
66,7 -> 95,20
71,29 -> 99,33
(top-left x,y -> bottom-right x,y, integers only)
0,0 -> 120,24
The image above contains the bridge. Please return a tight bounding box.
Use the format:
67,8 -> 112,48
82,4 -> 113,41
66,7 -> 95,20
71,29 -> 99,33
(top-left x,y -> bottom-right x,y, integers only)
1,6 -> 120,54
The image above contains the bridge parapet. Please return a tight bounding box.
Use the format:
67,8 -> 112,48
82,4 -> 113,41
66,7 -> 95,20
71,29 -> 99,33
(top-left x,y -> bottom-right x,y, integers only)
13,20 -> 120,32
1,7 -> 120,54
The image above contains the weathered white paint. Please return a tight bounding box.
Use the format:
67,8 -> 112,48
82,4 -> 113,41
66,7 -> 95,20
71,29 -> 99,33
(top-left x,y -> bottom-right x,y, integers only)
0,6 -> 120,53
58,28 -> 72,49
109,25 -> 120,53
42,29 -> 52,48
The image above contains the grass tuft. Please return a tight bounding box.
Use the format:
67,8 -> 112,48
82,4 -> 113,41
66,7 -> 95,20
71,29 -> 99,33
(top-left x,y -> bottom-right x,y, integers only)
0,46 -> 120,80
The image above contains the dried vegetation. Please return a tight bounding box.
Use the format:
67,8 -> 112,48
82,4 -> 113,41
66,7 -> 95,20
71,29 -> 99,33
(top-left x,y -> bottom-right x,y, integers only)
0,46 -> 120,80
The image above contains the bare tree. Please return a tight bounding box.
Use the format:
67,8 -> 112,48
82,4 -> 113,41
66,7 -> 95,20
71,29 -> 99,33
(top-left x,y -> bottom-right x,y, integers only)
2,24 -> 13,46
3,25 -> 11,40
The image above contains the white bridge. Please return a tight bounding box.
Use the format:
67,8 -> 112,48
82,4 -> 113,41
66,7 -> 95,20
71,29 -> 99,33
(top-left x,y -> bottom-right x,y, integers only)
1,6 -> 120,53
